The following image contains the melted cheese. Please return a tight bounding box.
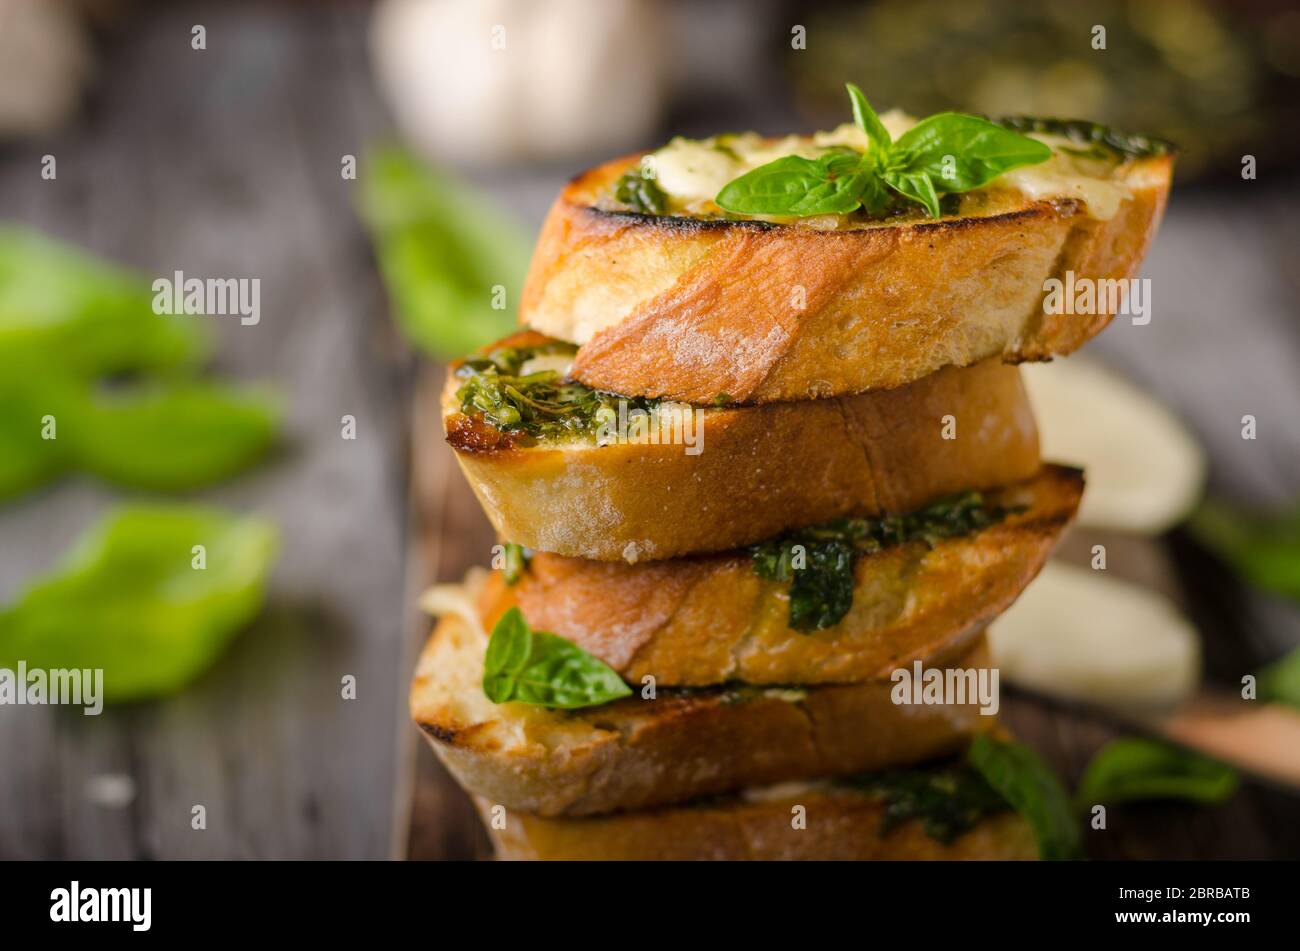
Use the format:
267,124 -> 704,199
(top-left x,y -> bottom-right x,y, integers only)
647,114 -> 1132,222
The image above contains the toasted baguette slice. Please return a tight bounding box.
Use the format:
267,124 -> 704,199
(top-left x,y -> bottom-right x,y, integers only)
476,785 -> 1037,861
483,465 -> 1081,687
520,152 -> 1171,404
411,605 -> 996,817
444,348 -> 1039,562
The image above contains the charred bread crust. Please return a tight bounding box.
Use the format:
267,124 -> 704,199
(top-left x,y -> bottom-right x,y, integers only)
520,152 -> 1172,404
410,614 -> 997,817
442,355 -> 1040,562
482,465 -> 1082,686
476,789 -> 1038,861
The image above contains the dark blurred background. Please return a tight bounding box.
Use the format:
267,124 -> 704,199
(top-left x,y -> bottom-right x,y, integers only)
0,0 -> 1297,860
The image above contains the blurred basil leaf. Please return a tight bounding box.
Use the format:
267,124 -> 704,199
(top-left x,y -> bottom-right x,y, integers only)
482,607 -> 631,709
969,734 -> 1081,861
0,505 -> 278,701
357,147 -> 531,358
0,226 -> 208,376
76,382 -> 279,490
1189,499 -> 1300,602
1257,647 -> 1300,710
1076,738 -> 1238,808
0,227 -> 279,502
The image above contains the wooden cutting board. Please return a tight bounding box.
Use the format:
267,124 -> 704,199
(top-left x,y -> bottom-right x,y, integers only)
402,367 -> 1300,860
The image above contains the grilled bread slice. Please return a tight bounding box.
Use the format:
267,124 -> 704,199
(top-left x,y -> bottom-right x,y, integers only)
521,148 -> 1171,404
444,343 -> 1039,562
483,464 -> 1081,687
411,601 -> 996,817
476,784 -> 1037,861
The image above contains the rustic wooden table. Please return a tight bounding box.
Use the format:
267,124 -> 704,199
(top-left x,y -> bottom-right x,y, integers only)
1,2 -> 1297,861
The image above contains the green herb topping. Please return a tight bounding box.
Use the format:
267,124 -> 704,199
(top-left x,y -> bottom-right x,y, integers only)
844,736 -> 1081,860
994,117 -> 1173,160
482,607 -> 631,709
455,340 -> 657,443
614,166 -> 668,215
716,83 -> 1052,219
751,491 -> 1013,631
844,761 -> 1010,844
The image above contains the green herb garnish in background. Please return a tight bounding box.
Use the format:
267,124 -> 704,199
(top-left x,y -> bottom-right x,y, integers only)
455,339 -> 656,442
0,228 -> 280,502
845,761 -> 1010,844
0,226 -> 207,377
613,165 -> 668,215
358,147 -> 532,359
715,83 -> 1052,219
1076,738 -> 1238,808
1188,498 -> 1300,603
969,735 -> 1082,861
1257,647 -> 1300,710
482,607 -> 631,709
0,505 -> 278,701
751,491 -> 1012,631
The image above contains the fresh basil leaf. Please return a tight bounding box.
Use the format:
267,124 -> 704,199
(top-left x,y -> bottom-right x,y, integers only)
892,113 -> 1052,193
0,505 -> 278,701
969,735 -> 1081,861
1257,647 -> 1300,710
0,227 -> 208,377
75,382 -> 280,490
501,543 -> 530,585
482,607 -> 631,709
716,152 -> 867,216
883,169 -> 941,219
1188,499 -> 1300,602
1076,738 -> 1238,808
845,82 -> 891,150
358,147 -> 530,359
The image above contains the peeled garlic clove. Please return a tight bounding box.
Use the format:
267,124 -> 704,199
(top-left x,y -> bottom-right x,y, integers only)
989,561 -> 1200,710
1021,359 -> 1206,534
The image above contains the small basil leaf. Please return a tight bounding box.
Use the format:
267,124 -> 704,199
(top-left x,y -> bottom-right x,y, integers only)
893,114 -> 1052,192
969,735 -> 1082,861
716,152 -> 867,216
883,169 -> 941,218
0,505 -> 278,701
1076,738 -> 1238,808
501,543 -> 531,585
845,82 -> 891,150
482,607 -> 631,709
1258,647 -> 1300,710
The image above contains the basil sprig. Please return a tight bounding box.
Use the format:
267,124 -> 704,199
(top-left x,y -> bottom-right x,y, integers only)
482,607 -> 631,709
716,83 -> 1052,219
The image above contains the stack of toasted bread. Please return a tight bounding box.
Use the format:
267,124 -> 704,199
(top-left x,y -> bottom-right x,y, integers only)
411,105 -> 1172,860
